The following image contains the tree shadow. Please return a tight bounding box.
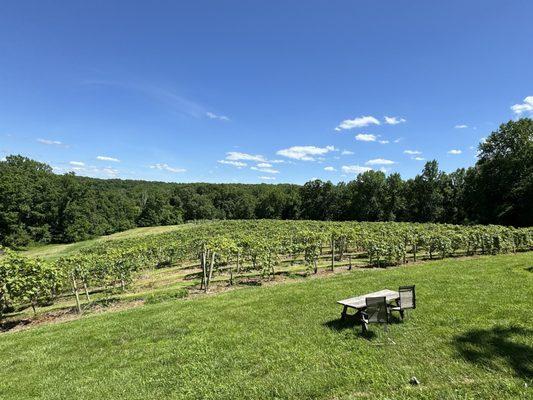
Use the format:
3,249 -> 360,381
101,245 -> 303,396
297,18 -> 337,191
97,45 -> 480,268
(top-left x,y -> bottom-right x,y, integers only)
453,325 -> 533,379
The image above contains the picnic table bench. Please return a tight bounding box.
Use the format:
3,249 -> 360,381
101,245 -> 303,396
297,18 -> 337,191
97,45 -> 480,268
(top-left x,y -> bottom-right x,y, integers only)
337,289 -> 399,321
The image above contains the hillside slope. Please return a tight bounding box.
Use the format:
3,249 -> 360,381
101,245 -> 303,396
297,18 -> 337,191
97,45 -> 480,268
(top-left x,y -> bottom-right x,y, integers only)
0,252 -> 532,399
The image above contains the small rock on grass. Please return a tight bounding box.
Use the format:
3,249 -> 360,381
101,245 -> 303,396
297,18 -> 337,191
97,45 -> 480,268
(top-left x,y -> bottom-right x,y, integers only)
409,377 -> 420,385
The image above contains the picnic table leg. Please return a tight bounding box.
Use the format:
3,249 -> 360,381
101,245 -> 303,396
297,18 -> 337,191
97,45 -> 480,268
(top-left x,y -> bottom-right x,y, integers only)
341,305 -> 348,320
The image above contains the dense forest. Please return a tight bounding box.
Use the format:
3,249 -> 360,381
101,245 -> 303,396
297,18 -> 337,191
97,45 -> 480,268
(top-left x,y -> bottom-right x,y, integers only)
1,119 -> 531,247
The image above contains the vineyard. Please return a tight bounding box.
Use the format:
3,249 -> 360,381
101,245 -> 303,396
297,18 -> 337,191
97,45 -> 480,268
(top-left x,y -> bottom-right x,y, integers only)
1,220 -> 532,322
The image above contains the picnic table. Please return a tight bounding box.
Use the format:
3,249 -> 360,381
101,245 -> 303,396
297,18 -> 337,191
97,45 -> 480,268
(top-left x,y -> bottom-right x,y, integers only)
337,289 -> 399,321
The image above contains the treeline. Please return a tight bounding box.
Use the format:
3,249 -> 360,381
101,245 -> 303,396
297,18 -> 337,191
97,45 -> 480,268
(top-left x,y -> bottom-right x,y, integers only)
0,119 -> 531,247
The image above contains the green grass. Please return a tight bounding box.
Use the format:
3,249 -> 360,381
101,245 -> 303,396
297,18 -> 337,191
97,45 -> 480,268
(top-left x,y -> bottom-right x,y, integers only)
20,224 -> 191,260
1,253 -> 532,399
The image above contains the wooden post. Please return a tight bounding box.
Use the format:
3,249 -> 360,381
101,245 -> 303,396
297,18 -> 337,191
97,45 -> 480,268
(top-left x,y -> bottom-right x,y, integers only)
236,251 -> 241,274
331,236 -> 335,271
201,248 -> 207,291
348,254 -> 352,270
206,251 -> 216,291
229,258 -> 234,286
71,274 -> 82,314
313,257 -> 318,274
83,281 -> 91,302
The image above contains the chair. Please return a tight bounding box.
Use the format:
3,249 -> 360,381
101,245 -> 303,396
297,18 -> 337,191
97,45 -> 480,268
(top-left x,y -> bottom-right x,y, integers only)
389,285 -> 416,319
361,296 -> 389,333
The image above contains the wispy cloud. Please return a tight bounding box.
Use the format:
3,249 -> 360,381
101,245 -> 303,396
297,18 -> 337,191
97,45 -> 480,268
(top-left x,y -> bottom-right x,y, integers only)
251,166 -> 279,174
447,149 -> 462,155
276,145 -> 335,161
226,151 -> 266,162
384,116 -> 406,125
324,166 -> 336,171
335,116 -> 380,131
206,111 -> 230,121
378,140 -> 389,144
97,156 -> 120,162
511,96 -> 533,115
84,80 -> 225,119
454,124 -> 468,129
341,150 -> 354,155
404,150 -> 421,155
355,133 -> 377,142
366,158 -> 395,165
342,165 -> 372,174
257,162 -> 272,168
393,138 -> 402,143
102,168 -> 119,177
58,164 -> 120,178
37,138 -> 64,146
412,156 -> 425,161
218,160 -> 247,168
259,176 -> 276,180
150,163 -> 186,173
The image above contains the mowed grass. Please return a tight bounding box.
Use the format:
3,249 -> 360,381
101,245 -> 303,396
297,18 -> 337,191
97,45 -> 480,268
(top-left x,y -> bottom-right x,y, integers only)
20,224 -> 193,260
1,253 -> 532,399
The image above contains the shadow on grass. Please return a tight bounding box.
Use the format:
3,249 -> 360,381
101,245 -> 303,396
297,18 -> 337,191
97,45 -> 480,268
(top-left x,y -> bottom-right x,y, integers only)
453,326 -> 533,379
0,318 -> 32,332
324,314 -> 402,341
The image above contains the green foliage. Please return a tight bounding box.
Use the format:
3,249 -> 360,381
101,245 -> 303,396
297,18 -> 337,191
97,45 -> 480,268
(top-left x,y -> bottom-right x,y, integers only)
0,248 -> 59,319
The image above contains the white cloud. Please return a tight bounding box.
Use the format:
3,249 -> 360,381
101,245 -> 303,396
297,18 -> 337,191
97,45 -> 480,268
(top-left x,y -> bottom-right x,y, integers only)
454,124 -> 468,129
341,150 -> 354,155
218,160 -> 247,168
259,176 -> 276,180
102,168 -> 119,177
251,166 -> 279,174
447,149 -> 462,155
324,166 -> 336,171
384,116 -> 406,125
366,158 -> 395,165
511,96 -> 533,114
257,162 -> 272,168
412,156 -> 425,161
150,163 -> 186,173
206,111 -> 230,121
97,156 -> 120,162
69,161 -> 85,166
480,137 -> 487,143
379,140 -> 389,144
37,138 -> 63,146
393,138 -> 402,143
269,159 -> 286,164
355,133 -> 377,142
403,150 -> 421,155
276,145 -> 335,161
335,115 -> 380,131
342,165 -> 372,174
226,151 -> 266,162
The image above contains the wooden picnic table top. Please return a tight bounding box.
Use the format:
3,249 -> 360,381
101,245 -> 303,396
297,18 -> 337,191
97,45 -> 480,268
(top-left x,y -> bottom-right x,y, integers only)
337,289 -> 399,309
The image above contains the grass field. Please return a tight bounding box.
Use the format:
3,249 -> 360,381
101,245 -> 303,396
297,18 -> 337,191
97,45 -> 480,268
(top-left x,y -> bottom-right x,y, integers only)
20,224 -> 188,260
1,252 -> 532,399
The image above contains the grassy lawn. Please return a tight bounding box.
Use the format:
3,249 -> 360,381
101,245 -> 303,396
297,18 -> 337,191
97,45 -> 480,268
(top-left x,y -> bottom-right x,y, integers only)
1,253 -> 532,399
20,224 -> 191,260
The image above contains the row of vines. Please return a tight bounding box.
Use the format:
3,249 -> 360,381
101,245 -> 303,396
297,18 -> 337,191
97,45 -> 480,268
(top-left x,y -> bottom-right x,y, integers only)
1,221 -> 532,320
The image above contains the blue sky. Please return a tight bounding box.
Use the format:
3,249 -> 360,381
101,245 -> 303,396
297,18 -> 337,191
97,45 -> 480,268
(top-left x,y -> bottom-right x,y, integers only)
1,1 -> 532,184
